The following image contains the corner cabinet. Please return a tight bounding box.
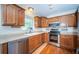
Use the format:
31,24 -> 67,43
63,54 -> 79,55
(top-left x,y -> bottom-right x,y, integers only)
60,35 -> 77,52
2,4 -> 25,27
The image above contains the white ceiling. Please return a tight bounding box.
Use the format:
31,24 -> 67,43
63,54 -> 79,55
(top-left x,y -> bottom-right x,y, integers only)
18,4 -> 79,17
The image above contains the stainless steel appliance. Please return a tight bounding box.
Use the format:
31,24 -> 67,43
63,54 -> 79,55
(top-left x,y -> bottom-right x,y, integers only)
49,22 -> 60,47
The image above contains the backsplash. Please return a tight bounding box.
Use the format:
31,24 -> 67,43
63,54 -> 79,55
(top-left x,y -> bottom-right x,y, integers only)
0,26 -> 25,35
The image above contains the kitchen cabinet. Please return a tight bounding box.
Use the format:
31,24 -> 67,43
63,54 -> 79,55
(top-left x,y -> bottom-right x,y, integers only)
18,8 -> 25,26
60,13 -> 77,27
77,35 -> 79,48
2,5 -> 16,25
48,16 -> 60,24
48,13 -> 77,27
41,17 -> 48,28
34,16 -> 48,28
2,43 -> 8,54
42,33 -> 49,43
2,4 -> 25,26
60,35 -> 77,51
28,34 -> 42,53
34,16 -> 41,28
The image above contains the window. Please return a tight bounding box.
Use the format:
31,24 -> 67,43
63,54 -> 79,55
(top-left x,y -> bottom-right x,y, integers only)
21,16 -> 34,32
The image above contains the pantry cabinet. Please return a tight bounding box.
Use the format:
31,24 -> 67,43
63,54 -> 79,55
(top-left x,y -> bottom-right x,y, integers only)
60,35 -> 77,50
2,4 -> 25,26
28,34 -> 42,53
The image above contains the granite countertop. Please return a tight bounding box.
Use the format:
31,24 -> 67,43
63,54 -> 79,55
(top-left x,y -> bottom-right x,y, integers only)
60,29 -> 79,35
0,31 -> 48,44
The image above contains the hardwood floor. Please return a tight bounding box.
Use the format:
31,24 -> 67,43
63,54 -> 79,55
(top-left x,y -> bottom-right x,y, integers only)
33,43 -> 73,54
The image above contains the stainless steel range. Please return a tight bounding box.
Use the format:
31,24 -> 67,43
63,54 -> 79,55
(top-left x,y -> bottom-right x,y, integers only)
49,22 -> 61,47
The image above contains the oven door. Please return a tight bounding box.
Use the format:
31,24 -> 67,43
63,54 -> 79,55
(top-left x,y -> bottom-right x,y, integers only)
49,33 -> 58,43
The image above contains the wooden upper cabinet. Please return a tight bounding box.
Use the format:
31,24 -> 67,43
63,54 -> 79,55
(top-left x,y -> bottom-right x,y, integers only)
7,5 -> 16,25
60,14 -> 77,27
2,4 -> 25,26
48,16 -> 60,24
2,5 -> 16,25
18,9 -> 25,26
34,16 -> 48,28
41,17 -> 48,28
34,16 -> 41,28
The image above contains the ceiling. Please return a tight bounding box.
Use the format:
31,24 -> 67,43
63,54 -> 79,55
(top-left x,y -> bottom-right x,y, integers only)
18,4 -> 79,17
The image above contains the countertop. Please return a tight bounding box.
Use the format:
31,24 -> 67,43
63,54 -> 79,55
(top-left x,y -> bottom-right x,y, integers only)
0,31 -> 48,44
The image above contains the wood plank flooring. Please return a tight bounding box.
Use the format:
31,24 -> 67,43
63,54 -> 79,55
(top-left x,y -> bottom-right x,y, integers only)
33,43 -> 73,54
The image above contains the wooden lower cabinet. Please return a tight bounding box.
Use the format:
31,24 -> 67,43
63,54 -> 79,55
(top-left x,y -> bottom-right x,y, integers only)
28,34 -> 43,53
77,35 -> 79,48
42,33 -> 49,43
1,34 -> 44,54
60,35 -> 77,52
2,43 -> 8,54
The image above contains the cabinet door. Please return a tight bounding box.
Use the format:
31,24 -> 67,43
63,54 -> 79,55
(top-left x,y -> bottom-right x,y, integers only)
41,17 -> 48,28
60,35 -> 77,50
42,33 -> 49,43
60,14 -> 77,27
2,43 -> 8,54
34,16 -> 40,28
28,34 -> 42,53
2,5 -> 7,25
77,35 -> 79,48
6,5 -> 16,25
18,9 -> 25,26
